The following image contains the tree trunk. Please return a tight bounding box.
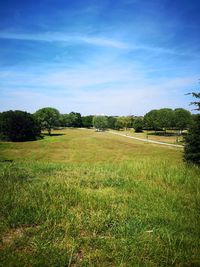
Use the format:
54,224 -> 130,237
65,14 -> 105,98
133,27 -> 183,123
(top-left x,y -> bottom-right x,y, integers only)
48,128 -> 51,135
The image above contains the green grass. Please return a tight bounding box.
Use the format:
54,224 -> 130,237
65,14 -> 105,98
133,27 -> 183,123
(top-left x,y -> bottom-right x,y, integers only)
0,129 -> 199,266
117,129 -> 184,145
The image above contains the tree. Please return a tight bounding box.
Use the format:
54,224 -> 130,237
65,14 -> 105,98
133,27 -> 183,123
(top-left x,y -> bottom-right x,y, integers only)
190,92 -> 200,111
144,110 -> 160,131
174,108 -> 191,134
0,110 -> 41,141
107,116 -> 117,129
61,112 -> 82,127
184,115 -> 200,165
68,112 -> 82,127
82,115 -> 94,128
115,116 -> 133,130
156,108 -> 174,131
133,118 -> 143,132
184,92 -> 200,165
35,107 -> 60,135
93,116 -> 108,131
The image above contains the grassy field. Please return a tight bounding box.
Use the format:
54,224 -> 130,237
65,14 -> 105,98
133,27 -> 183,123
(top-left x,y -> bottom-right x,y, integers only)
119,129 -> 184,145
0,129 -> 199,266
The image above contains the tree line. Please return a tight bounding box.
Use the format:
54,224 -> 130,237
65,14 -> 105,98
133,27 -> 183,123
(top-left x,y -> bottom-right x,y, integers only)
0,107 -> 192,138
0,107 -> 193,139
0,94 -> 199,165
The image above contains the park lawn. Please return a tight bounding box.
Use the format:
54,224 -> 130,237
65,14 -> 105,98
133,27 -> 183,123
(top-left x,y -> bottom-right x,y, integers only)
0,128 -> 199,266
122,129 -> 184,145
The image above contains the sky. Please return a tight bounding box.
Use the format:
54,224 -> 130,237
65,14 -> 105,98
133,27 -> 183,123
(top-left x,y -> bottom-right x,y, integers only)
0,0 -> 200,116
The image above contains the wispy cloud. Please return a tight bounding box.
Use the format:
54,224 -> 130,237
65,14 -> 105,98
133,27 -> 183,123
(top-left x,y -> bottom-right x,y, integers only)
0,32 -> 128,49
0,31 -> 192,56
0,62 -> 196,115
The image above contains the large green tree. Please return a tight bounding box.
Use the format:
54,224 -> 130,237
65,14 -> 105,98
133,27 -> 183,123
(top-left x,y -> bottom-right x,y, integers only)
133,118 -> 143,132
0,110 -> 41,141
174,108 -> 191,134
144,110 -> 160,131
157,108 -> 174,131
35,107 -> 60,135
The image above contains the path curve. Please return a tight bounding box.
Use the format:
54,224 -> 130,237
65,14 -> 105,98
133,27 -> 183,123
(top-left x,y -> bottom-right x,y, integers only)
109,131 -> 184,148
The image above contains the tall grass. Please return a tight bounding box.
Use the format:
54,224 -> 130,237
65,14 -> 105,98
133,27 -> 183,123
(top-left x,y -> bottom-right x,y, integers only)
0,129 -> 199,266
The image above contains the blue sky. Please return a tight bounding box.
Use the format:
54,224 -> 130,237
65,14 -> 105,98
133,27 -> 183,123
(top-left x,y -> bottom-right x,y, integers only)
0,0 -> 199,115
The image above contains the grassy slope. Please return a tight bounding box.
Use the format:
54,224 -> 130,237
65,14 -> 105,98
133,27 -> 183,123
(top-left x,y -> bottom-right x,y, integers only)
0,129 -> 199,267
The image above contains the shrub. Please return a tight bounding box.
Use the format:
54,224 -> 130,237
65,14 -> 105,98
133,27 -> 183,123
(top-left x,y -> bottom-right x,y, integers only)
0,110 -> 41,142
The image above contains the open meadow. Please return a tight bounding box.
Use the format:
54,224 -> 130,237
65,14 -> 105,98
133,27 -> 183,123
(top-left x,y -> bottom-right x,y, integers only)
0,128 -> 200,266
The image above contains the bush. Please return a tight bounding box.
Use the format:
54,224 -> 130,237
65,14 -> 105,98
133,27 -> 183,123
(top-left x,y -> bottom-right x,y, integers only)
184,115 -> 200,165
0,110 -> 41,142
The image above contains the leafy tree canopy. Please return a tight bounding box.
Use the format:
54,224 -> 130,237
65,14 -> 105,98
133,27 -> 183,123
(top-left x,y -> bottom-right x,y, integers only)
144,110 -> 160,130
0,110 -> 41,141
60,112 -> 82,127
82,115 -> 94,128
133,118 -> 143,132
35,107 -> 60,135
93,116 -> 108,131
174,108 -> 191,132
115,116 -> 133,130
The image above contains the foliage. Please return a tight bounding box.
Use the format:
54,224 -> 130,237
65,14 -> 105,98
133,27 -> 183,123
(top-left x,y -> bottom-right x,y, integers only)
82,115 -> 93,128
144,108 -> 191,132
190,92 -> 200,110
144,109 -> 160,130
133,118 -> 143,132
60,112 -> 82,127
0,110 -> 41,141
184,92 -> 200,165
174,108 -> 191,132
93,115 -> 108,131
35,107 -> 60,135
157,108 -> 174,130
184,114 -> 200,165
107,116 -> 117,129
115,116 -> 133,130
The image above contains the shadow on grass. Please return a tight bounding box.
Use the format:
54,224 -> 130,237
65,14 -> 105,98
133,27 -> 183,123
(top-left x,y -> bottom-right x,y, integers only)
42,133 -> 65,137
148,131 -> 177,136
0,159 -> 13,163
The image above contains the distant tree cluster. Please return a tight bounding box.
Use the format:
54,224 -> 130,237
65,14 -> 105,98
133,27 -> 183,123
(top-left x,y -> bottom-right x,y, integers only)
60,112 -> 82,128
0,105 -> 197,149
144,108 -> 192,133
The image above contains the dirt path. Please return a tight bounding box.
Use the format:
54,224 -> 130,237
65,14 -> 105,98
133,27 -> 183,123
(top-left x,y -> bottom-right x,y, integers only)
109,131 -> 184,148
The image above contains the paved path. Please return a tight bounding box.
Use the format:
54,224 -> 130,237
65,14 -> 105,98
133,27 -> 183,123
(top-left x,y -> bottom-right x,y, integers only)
109,131 -> 184,148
